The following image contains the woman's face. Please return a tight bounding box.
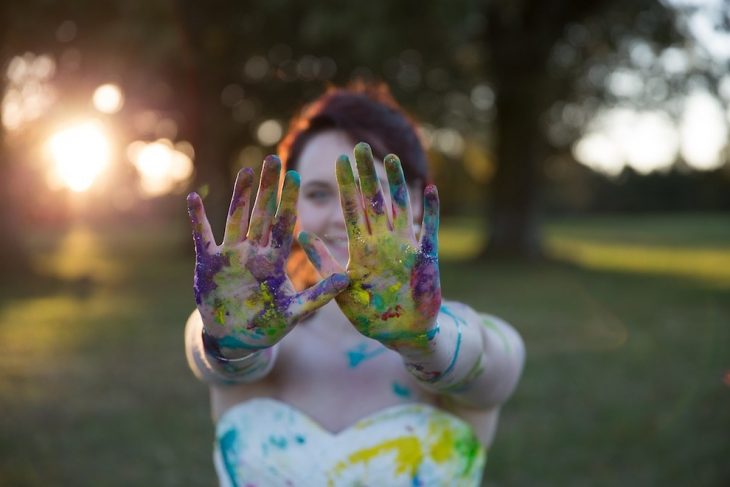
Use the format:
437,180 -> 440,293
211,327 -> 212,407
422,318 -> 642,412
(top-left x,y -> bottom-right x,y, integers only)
296,129 -> 423,266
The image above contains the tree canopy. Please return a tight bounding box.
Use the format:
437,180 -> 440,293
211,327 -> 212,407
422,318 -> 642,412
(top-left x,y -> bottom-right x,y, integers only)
1,0 -> 728,267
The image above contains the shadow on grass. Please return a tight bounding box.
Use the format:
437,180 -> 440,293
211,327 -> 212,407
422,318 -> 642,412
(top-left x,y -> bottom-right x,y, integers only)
0,271 -> 95,306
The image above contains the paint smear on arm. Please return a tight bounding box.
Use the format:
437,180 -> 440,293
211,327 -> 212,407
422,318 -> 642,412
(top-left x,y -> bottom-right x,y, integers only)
346,342 -> 387,368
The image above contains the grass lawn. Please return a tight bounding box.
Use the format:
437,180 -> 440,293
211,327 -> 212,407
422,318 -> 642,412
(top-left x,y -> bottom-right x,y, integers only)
0,212 -> 728,486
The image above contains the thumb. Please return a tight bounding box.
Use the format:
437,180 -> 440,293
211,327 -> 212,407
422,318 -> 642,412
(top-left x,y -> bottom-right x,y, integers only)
297,231 -> 345,277
289,273 -> 349,320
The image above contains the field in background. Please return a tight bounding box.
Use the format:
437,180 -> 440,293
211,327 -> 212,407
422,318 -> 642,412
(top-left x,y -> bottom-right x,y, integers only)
1,213 -> 728,486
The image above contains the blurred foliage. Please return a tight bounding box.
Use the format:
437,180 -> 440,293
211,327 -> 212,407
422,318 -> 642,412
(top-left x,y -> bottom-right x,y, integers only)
0,0 -> 728,263
545,159 -> 730,213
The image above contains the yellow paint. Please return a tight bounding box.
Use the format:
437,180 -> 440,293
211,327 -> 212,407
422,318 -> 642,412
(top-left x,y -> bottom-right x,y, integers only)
351,286 -> 370,306
214,305 -> 226,325
332,436 -> 423,478
429,427 -> 455,463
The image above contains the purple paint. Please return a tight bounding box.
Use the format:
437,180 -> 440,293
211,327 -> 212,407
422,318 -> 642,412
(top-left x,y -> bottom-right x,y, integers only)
193,252 -> 228,305
228,167 -> 254,216
189,197 -> 229,304
370,193 -> 385,215
271,212 -> 295,249
410,260 -> 441,318
420,185 -> 439,258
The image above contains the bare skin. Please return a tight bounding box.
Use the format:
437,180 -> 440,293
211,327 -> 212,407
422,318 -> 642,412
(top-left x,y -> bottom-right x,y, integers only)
185,130 -> 525,447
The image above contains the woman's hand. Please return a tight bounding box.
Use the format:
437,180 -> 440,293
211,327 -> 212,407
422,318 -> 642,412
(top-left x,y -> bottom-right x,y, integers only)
187,156 -> 349,359
298,143 -> 441,354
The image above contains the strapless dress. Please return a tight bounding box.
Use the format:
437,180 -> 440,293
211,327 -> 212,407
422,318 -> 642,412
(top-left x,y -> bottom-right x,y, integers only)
213,398 -> 486,486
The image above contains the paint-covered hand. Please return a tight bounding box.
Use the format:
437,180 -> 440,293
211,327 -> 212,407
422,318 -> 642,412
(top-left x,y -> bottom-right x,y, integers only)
187,156 -> 349,359
299,143 -> 441,354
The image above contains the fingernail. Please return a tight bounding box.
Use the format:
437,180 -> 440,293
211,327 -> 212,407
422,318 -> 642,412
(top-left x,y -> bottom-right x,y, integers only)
297,231 -> 310,245
384,154 -> 400,168
285,170 -> 301,186
186,192 -> 200,212
355,142 -> 371,156
331,273 -> 349,289
264,154 -> 281,167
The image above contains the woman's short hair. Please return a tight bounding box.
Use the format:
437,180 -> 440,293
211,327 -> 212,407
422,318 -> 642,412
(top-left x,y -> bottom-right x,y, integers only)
278,81 -> 430,188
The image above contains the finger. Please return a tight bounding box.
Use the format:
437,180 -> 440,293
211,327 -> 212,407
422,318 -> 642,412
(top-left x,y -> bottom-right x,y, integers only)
297,231 -> 346,277
354,142 -> 389,233
336,155 -> 368,242
270,170 -> 300,253
384,154 -> 414,242
187,192 -> 217,255
247,155 -> 281,245
222,167 -> 254,246
289,273 -> 350,319
418,184 -> 439,259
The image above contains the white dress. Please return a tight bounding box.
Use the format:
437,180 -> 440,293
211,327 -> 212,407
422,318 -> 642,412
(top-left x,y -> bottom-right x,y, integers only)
213,398 -> 486,486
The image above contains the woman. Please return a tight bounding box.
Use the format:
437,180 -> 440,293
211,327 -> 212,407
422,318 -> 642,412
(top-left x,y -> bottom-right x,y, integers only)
185,84 -> 525,486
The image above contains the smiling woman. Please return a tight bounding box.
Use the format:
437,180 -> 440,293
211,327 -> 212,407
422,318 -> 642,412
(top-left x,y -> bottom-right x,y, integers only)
184,83 -> 525,487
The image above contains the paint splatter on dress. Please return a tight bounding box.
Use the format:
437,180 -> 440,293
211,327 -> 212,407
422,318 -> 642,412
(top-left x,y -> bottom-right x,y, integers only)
213,398 -> 485,486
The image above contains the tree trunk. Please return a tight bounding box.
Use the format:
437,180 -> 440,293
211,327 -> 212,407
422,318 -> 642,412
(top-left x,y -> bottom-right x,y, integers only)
483,73 -> 548,259
0,151 -> 33,277
0,5 -> 33,278
480,0 -> 558,260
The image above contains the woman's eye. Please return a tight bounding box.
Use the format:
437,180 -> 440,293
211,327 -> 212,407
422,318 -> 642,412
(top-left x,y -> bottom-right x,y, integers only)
304,189 -> 332,203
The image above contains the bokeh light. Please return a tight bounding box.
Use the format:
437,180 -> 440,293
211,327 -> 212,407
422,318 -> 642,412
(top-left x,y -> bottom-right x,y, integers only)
2,53 -> 56,130
47,120 -> 112,192
680,91 -> 728,170
127,139 -> 194,197
92,83 -> 124,114
573,92 -> 728,176
256,119 -> 283,146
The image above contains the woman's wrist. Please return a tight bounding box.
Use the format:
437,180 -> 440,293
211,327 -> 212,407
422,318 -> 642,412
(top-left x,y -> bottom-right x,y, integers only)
185,311 -> 277,385
402,306 -> 484,392
201,331 -> 279,383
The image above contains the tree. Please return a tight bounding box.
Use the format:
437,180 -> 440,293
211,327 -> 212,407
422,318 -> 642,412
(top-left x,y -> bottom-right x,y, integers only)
2,0 -> 726,267
479,0 -> 725,258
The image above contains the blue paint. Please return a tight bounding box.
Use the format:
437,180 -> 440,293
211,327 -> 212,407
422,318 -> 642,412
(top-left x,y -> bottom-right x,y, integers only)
219,428 -> 240,487
295,434 -> 306,445
269,435 -> 288,449
298,231 -> 322,269
347,342 -> 386,368
427,304 -> 466,383
392,381 -> 412,398
426,325 -> 440,340
440,304 -> 467,327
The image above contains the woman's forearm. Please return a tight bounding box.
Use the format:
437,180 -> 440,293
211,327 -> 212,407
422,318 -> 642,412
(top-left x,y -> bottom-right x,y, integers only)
184,310 -> 278,385
402,303 -> 525,408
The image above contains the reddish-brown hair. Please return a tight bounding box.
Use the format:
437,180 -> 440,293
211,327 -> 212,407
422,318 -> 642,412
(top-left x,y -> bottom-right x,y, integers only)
278,81 -> 430,188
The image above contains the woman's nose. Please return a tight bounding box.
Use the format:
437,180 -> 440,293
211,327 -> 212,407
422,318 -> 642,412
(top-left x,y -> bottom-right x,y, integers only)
326,200 -> 347,231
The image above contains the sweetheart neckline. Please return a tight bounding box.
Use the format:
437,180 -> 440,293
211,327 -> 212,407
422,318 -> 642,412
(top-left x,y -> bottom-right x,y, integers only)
218,397 -> 477,437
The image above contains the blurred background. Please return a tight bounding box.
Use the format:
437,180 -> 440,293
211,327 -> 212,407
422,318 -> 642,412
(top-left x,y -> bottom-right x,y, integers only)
0,0 -> 728,485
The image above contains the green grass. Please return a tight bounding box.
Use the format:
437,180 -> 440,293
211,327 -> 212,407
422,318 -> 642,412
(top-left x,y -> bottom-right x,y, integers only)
1,213 -> 728,486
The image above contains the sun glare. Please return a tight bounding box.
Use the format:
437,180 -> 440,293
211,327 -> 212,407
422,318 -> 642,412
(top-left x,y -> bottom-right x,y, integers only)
92,83 -> 124,114
127,139 -> 194,197
48,120 -> 111,192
